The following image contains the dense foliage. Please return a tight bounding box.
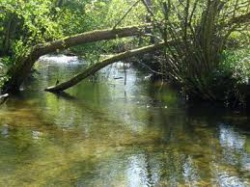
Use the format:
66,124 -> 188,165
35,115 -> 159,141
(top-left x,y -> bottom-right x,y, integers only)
141,0 -> 250,106
0,0 -> 250,107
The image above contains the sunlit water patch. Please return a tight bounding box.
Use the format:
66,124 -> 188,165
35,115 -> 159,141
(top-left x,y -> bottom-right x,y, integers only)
39,55 -> 80,64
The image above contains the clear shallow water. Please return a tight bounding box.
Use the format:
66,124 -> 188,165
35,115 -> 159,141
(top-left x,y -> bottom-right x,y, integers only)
0,56 -> 250,186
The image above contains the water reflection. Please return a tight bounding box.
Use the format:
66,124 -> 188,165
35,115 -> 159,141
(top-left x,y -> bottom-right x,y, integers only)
0,57 -> 250,186
39,55 -> 79,64
183,156 -> 200,187
0,124 -> 9,138
219,123 -> 246,151
127,153 -> 154,187
211,163 -> 248,187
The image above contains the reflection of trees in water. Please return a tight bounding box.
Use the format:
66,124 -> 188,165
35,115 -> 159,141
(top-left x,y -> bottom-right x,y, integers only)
138,109 -> 200,186
124,149 -> 200,187
219,123 -> 246,150
213,123 -> 250,186
211,165 -> 248,187
140,106 -> 250,186
34,59 -> 86,89
119,106 -> 201,186
219,123 -> 247,165
183,156 -> 200,186
127,153 -> 153,187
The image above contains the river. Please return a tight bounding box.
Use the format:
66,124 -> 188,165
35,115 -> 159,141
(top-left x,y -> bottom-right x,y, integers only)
0,55 -> 250,187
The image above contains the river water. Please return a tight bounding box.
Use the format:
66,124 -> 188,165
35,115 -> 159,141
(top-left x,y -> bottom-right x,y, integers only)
0,55 -> 250,187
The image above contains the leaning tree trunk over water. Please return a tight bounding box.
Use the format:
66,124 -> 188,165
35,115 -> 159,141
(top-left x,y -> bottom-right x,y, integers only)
45,42 -> 165,92
1,24 -> 152,94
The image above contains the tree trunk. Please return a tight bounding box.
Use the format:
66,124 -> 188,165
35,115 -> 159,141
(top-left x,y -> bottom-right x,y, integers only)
1,24 -> 152,94
45,42 -> 165,92
2,14 -> 18,55
34,24 -> 151,56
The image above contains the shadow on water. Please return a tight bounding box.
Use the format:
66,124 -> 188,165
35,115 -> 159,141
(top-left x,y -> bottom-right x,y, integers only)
0,55 -> 250,186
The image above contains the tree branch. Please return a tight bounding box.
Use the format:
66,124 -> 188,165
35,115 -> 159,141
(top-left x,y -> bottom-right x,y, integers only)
34,24 -> 152,57
225,12 -> 250,26
2,24 -> 152,93
45,42 -> 165,92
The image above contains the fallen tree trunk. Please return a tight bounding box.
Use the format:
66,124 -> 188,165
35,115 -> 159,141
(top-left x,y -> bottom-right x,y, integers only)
1,24 -> 151,94
33,24 -> 151,56
45,41 -> 165,92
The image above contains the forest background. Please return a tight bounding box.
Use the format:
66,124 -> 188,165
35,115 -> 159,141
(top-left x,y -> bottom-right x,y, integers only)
0,0 -> 250,108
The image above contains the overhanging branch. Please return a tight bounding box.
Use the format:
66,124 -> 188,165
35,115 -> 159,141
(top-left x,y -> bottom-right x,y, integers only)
45,41 -> 165,92
35,24 -> 152,56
